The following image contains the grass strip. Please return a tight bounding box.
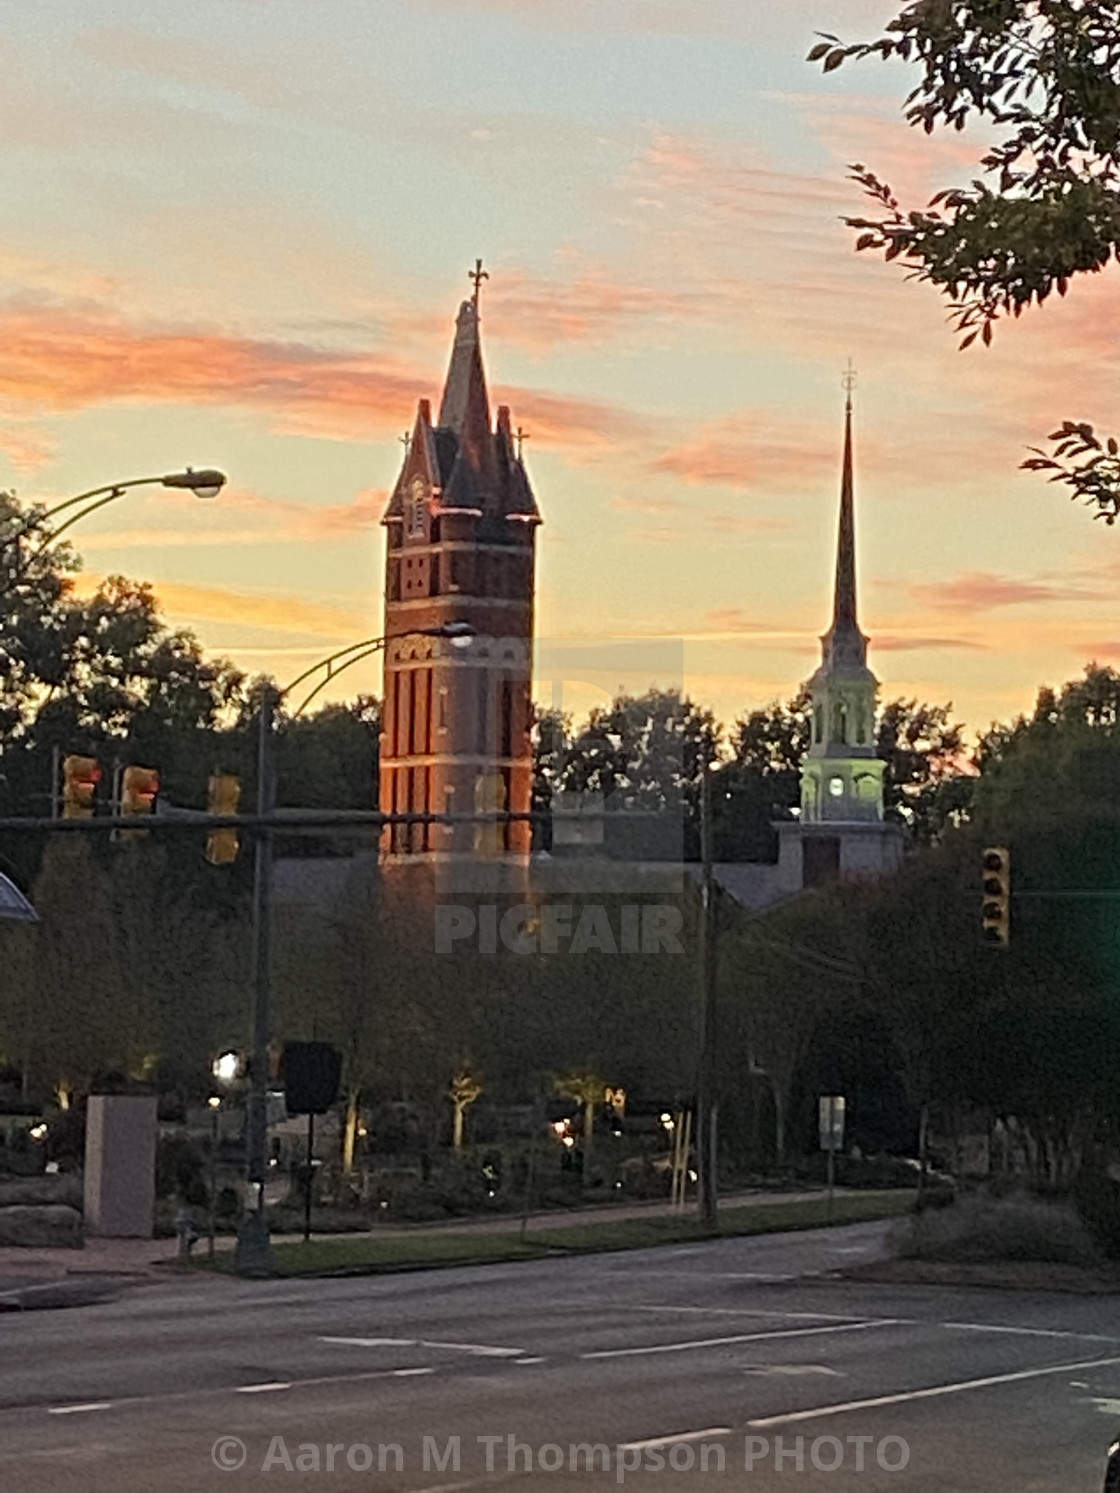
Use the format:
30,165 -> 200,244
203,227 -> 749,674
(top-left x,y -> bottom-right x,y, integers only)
217,1190 -> 916,1278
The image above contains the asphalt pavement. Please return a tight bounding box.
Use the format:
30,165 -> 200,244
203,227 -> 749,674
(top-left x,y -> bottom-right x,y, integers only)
1,1219 -> 1117,1492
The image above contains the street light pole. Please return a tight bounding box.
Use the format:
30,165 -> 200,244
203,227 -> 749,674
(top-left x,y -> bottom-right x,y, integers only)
234,683 -> 277,1274
232,623 -> 473,1276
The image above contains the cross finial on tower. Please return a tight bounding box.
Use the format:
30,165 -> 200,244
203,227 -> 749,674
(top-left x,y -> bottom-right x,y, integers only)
841,358 -> 857,413
399,430 -> 412,456
515,426 -> 530,460
469,258 -> 489,308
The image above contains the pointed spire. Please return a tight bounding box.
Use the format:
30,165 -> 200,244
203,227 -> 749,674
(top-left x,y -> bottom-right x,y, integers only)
832,363 -> 858,632
438,297 -> 491,436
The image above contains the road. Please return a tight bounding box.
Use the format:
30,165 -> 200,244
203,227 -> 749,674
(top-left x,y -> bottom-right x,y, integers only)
1,1220 -> 1117,1491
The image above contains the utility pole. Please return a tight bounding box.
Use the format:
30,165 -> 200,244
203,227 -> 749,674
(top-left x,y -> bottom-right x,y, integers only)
696,769 -> 719,1231
234,685 -> 276,1275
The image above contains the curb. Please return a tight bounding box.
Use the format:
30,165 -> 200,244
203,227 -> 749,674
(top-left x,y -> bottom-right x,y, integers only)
0,1279 -> 123,1312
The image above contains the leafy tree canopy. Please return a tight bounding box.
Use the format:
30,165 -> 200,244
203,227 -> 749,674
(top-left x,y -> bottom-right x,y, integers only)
813,1 -> 1120,521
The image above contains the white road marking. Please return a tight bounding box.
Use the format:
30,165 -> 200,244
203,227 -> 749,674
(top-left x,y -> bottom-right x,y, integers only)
583,1319 -> 897,1360
742,1364 -> 843,1378
422,1339 -> 526,1357
393,1368 -> 434,1378
629,1305 -> 881,1322
716,1272 -> 794,1281
516,1357 -> 545,1365
47,1403 -> 112,1416
319,1335 -> 524,1358
946,1321 -> 1120,1344
618,1427 -> 732,1451
749,1354 -> 1120,1428
236,1382 -> 292,1394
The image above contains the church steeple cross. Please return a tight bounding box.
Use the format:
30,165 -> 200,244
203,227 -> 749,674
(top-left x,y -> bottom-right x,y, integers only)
469,258 -> 489,308
515,426 -> 530,460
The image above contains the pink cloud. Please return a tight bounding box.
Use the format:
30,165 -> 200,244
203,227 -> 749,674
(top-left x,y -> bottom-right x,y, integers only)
651,413 -> 837,493
908,572 -> 1092,612
875,633 -> 985,652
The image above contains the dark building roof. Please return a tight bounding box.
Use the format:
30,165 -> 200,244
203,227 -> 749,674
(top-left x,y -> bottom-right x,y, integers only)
384,298 -> 540,531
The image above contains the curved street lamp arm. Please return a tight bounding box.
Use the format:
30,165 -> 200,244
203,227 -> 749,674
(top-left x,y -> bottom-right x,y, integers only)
30,487 -> 130,553
35,476 -> 175,528
288,637 -> 391,718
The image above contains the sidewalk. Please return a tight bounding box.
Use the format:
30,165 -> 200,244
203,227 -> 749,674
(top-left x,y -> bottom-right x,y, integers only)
0,1186 -> 850,1289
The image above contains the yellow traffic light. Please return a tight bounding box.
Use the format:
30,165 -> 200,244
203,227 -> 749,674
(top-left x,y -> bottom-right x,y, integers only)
982,846 -> 1011,947
119,765 -> 159,841
206,774 -> 240,865
61,755 -> 100,819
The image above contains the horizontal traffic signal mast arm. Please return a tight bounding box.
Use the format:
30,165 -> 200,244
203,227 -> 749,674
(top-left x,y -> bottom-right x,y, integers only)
0,807 -> 667,834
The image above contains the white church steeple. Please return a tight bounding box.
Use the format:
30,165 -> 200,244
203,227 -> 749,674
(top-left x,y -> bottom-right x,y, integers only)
800,374 -> 886,825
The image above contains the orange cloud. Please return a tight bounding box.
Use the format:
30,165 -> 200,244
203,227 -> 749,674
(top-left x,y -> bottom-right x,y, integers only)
0,298 -> 648,454
0,420 -> 56,473
73,573 -> 364,640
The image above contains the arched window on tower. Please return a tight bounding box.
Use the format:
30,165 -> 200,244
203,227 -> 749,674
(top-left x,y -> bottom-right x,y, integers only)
832,702 -> 848,744
813,706 -> 823,745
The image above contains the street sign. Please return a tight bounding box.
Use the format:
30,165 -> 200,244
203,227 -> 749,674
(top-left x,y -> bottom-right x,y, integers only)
0,873 -> 37,922
819,1095 -> 846,1153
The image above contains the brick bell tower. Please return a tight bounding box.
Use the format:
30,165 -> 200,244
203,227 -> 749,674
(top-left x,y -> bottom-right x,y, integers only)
379,266 -> 541,876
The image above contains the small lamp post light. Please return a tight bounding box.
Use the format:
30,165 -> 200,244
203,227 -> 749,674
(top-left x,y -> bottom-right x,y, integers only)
212,1050 -> 242,1086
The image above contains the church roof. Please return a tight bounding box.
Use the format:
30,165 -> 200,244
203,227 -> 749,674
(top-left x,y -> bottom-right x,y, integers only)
384,294 -> 540,529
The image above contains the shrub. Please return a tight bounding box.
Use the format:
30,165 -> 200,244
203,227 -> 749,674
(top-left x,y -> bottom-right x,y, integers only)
1073,1169 -> 1120,1260
893,1193 -> 1100,1267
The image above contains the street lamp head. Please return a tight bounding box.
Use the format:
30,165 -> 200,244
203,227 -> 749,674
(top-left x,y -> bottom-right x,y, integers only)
161,468 -> 227,499
436,621 -> 476,649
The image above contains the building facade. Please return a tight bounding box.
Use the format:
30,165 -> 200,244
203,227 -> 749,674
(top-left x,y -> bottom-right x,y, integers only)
379,287 -> 541,873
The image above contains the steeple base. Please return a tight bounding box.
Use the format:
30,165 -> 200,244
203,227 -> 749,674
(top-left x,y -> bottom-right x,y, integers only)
775,819 -> 905,894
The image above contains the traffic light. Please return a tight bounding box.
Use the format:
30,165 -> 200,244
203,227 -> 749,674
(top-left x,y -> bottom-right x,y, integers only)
61,755 -> 100,818
206,774 -> 240,865
119,765 -> 159,841
981,845 -> 1011,947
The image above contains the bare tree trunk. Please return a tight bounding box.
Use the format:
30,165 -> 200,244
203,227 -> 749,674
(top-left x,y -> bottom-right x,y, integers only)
917,1101 -> 929,1208
771,1079 -> 787,1166
453,1104 -> 464,1151
582,1097 -> 595,1181
342,1089 -> 360,1175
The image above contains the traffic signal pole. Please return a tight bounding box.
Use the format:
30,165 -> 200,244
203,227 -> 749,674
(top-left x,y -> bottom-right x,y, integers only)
234,687 -> 276,1276
696,769 -> 719,1232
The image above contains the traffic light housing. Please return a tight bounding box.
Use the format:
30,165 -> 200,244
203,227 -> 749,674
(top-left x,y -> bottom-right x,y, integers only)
206,774 -> 241,865
61,755 -> 100,818
982,846 -> 1011,947
119,765 -> 159,840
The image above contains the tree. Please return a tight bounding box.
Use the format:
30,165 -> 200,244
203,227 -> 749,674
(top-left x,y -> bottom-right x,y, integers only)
812,1 -> 1120,521
555,688 -> 719,859
554,1069 -> 608,1182
449,1070 -> 483,1150
720,892 -> 860,1162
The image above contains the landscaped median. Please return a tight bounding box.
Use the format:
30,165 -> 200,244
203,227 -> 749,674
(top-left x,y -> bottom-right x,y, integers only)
206,1189 -> 917,1278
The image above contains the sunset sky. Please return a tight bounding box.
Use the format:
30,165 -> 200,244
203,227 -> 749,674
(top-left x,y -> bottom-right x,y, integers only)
3,0 -> 1118,743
